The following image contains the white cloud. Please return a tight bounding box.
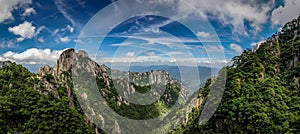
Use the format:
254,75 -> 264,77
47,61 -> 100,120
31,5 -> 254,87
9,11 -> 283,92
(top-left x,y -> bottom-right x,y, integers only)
125,52 -> 135,58
16,37 -> 24,42
145,51 -> 155,56
21,7 -> 36,17
123,19 -> 172,34
195,45 -> 225,52
92,0 -> 275,40
53,29 -> 59,36
0,40 -> 18,48
111,42 -> 135,47
60,36 -> 70,43
124,0 -> 274,35
66,25 -> 74,33
251,40 -> 265,50
8,21 -> 37,42
271,0 -> 300,26
51,25 -> 74,37
0,48 -> 67,65
36,26 -> 45,35
197,32 -> 211,38
0,0 -> 32,23
230,43 -> 243,54
38,37 -> 45,43
185,0 -> 274,35
166,51 -> 185,55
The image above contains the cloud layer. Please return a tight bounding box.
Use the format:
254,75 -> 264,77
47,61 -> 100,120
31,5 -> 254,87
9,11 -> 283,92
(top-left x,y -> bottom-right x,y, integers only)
0,48 -> 67,65
0,0 -> 32,23
271,0 -> 300,26
150,0 -> 275,35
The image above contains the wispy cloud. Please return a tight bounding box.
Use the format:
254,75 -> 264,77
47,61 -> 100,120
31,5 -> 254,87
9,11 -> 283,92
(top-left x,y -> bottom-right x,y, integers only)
53,0 -> 81,28
0,40 -> 19,48
119,18 -> 174,35
108,0 -> 275,36
108,34 -> 205,49
38,37 -> 45,43
125,52 -> 135,58
76,0 -> 85,8
229,43 -> 243,54
197,31 -> 211,38
21,7 -> 36,17
60,36 -> 70,43
193,45 -> 225,52
111,41 -> 135,47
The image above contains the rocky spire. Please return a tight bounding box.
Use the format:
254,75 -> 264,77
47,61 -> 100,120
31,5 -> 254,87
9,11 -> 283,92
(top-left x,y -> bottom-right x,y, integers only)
37,48 -> 93,76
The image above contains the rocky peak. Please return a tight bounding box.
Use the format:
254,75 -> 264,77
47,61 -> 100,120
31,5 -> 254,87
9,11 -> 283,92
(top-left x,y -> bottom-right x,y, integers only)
77,50 -> 89,58
36,48 -> 91,106
37,65 -> 51,76
37,48 -> 95,77
53,48 -> 76,76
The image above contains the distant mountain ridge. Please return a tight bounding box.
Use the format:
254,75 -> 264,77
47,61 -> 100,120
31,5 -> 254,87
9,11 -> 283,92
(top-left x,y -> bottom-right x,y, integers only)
112,65 -> 220,89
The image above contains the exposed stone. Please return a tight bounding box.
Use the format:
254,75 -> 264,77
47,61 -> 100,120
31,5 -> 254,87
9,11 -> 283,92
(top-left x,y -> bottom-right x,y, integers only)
44,65 -> 51,73
112,121 -> 121,134
38,67 -> 43,75
294,76 -> 299,88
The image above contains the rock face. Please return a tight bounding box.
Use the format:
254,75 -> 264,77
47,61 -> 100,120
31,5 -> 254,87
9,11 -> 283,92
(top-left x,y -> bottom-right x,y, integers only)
52,48 -> 76,77
38,48 -> 77,77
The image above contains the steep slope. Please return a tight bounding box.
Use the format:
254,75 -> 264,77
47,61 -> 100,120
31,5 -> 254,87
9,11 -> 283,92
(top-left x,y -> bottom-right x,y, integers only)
0,61 -> 93,133
172,16 -> 300,133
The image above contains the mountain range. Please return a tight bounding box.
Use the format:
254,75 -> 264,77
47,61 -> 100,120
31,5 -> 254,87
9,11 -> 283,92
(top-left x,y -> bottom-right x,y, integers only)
112,65 -> 219,90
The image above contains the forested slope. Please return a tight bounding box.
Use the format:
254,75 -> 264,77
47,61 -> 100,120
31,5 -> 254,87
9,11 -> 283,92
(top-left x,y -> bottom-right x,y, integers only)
172,16 -> 300,134
0,61 -> 93,133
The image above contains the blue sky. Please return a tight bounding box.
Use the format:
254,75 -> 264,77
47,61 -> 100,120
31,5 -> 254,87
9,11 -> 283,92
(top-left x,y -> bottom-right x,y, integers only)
0,0 -> 299,72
